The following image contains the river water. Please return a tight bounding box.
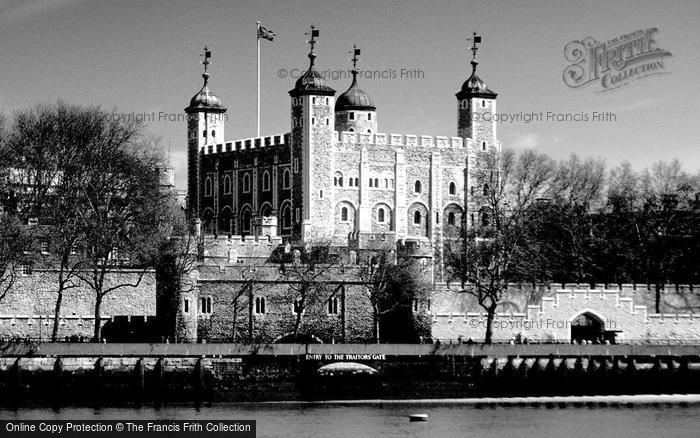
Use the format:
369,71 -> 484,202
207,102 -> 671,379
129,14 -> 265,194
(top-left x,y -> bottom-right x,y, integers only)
2,397 -> 699,438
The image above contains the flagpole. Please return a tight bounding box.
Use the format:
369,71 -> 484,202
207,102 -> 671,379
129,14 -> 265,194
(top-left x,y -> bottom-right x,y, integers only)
256,21 -> 261,138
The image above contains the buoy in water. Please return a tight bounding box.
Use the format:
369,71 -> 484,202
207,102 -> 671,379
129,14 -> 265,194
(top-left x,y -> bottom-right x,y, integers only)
409,414 -> 428,422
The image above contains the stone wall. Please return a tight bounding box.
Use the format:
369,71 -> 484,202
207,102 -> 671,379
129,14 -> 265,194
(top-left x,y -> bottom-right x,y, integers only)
0,269 -> 156,340
432,282 -> 700,315
432,288 -> 700,343
191,265 -> 375,343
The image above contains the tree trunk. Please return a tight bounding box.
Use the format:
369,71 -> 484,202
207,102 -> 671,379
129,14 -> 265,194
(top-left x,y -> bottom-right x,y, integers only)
93,293 -> 103,342
373,305 -> 380,344
248,286 -> 254,343
484,309 -> 496,345
292,298 -> 304,341
51,287 -> 64,342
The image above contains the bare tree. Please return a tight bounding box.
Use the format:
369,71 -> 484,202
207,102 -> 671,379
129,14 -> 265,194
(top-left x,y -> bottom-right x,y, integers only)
3,103 -> 102,339
445,149 -> 556,343
281,239 -> 339,341
358,246 -> 431,343
75,136 -> 167,341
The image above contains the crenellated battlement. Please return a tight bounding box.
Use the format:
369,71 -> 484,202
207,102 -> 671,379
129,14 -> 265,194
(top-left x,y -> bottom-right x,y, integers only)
202,233 -> 284,247
335,131 -> 464,148
432,288 -> 700,343
200,132 -> 291,155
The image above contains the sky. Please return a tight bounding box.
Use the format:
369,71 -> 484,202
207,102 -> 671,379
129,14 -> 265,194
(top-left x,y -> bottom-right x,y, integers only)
1,0 -> 699,189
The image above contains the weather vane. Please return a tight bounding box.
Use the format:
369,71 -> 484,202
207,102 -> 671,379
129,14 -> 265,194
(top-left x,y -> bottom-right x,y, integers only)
200,46 -> 212,74
305,24 -> 319,54
350,44 -> 360,71
466,32 -> 482,61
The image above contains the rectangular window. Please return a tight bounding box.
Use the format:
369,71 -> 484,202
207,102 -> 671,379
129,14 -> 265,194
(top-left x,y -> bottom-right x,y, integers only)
293,158 -> 299,173
327,297 -> 339,315
412,298 -> 419,312
295,208 -> 300,222
40,241 -> 49,254
184,299 -> 189,313
292,298 -> 302,315
21,265 -> 32,276
199,296 -> 212,315
254,296 -> 266,315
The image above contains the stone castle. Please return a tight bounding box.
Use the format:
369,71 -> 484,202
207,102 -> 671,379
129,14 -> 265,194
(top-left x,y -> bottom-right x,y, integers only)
2,29 -> 699,345
187,26 -> 498,249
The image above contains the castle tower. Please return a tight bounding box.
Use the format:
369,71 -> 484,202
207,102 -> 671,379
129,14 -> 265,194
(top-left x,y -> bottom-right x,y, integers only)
185,47 -> 227,220
335,45 -> 377,134
456,34 -> 499,229
289,25 -> 336,241
456,33 -> 498,150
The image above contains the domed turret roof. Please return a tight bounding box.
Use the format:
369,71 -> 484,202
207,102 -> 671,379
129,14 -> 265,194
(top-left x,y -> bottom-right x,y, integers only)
186,73 -> 226,113
290,53 -> 335,97
336,73 -> 375,111
456,61 -> 497,100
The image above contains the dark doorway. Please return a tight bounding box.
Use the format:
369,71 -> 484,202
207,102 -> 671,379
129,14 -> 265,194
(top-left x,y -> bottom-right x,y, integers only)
571,312 -> 604,344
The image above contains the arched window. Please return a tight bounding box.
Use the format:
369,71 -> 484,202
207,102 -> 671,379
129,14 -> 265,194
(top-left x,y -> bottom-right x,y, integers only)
203,130 -> 207,137
369,178 -> 373,188
447,211 -> 456,226
354,177 -> 359,186
384,179 -> 389,188
367,129 -> 372,133
349,112 -> 355,120
334,172 -> 343,187
242,210 -> 252,232
348,177 -> 354,187
377,208 -> 385,223
348,128 -> 354,132
243,174 -> 251,193
326,118 -> 330,126
319,190 -> 323,198
204,177 -> 213,196
223,175 -> 232,194
414,180 -> 422,194
282,204 -> 292,229
341,207 -> 348,221
374,178 -> 378,188
480,210 -> 490,227
482,100 -> 486,107
482,141 -> 487,151
368,113 -> 372,121
414,210 -> 421,225
211,130 -> 216,137
449,181 -> 456,195
282,169 -> 291,189
262,171 -> 270,191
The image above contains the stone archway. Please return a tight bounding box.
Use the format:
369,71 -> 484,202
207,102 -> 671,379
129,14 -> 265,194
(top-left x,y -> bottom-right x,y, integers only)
570,311 -> 605,344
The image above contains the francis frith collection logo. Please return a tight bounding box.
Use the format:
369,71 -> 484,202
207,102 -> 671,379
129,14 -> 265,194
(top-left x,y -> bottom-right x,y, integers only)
563,28 -> 672,92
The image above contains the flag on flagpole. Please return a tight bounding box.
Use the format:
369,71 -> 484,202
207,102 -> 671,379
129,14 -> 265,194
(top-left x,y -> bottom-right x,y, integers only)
311,28 -> 319,38
354,47 -> 361,56
258,24 -> 276,41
